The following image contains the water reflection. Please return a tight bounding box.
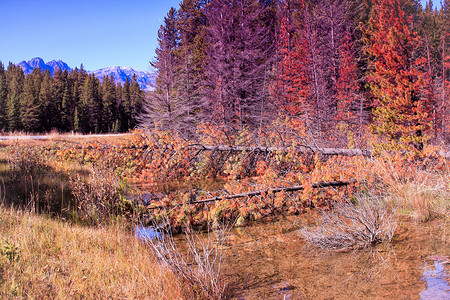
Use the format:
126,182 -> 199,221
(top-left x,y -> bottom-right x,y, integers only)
135,226 -> 164,241
420,260 -> 450,300
132,214 -> 449,298
220,216 -> 449,299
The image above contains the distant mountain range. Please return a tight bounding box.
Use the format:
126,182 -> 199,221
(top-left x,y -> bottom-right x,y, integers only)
92,66 -> 156,92
18,57 -> 70,75
18,57 -> 156,91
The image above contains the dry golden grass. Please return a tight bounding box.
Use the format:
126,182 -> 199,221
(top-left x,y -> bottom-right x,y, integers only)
372,153 -> 450,222
0,206 -> 193,299
0,131 -> 132,147
147,222 -> 231,300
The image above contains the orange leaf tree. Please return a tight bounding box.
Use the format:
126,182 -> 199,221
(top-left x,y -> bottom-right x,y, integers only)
335,30 -> 366,147
365,0 -> 433,152
270,2 -> 314,136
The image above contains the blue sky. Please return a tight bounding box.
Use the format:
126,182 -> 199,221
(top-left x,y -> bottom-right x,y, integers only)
0,0 -> 443,72
0,0 -> 180,71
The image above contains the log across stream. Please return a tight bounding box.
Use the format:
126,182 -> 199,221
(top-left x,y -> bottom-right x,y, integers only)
145,179 -> 356,210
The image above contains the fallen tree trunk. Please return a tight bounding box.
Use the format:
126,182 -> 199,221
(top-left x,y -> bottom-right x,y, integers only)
187,144 -> 372,157
147,179 -> 357,210
44,142 -> 372,157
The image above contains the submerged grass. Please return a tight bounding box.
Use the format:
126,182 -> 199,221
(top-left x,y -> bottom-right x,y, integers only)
0,206 -> 193,299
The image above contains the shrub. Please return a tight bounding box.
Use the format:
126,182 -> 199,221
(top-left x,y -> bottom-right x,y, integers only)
299,194 -> 397,250
0,240 -> 20,263
7,145 -> 46,178
69,165 -> 122,224
373,153 -> 450,221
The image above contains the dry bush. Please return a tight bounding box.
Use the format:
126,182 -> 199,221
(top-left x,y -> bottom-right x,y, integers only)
0,179 -> 5,206
4,145 -> 57,213
146,221 -> 230,299
299,194 -> 397,250
69,165 -> 122,224
7,145 -> 46,177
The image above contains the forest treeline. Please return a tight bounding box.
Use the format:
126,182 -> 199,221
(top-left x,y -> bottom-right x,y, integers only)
0,63 -> 143,133
142,0 -> 449,150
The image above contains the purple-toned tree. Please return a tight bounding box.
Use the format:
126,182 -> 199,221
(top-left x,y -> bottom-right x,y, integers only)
202,0 -> 275,135
140,8 -> 194,134
175,0 -> 209,132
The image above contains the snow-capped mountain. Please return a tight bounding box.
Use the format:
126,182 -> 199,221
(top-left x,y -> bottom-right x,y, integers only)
17,58 -> 155,91
18,57 -> 70,75
92,66 -> 156,92
47,60 -> 71,74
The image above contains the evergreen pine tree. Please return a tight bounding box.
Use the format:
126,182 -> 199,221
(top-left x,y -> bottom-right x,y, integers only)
437,0 -> 450,142
39,70 -> 54,132
20,68 -> 41,131
129,74 -> 143,130
335,30 -> 366,146
365,0 -> 433,151
101,75 -> 116,132
52,69 -> 69,130
70,67 -> 84,132
175,0 -> 208,129
61,80 -> 73,131
5,63 -> 24,131
115,83 -> 123,132
140,8 -> 187,133
79,74 -> 101,133
270,2 -> 314,136
74,106 -> 80,132
120,77 -> 132,132
0,62 -> 8,130
203,0 -> 274,133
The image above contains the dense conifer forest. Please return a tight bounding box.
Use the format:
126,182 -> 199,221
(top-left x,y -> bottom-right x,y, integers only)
0,63 -> 143,133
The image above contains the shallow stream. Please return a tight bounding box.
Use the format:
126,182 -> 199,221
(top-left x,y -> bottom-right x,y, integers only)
219,215 -> 449,299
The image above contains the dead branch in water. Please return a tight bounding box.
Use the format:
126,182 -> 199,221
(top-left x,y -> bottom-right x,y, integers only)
146,180 -> 357,210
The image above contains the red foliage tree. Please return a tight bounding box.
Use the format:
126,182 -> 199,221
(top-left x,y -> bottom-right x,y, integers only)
365,0 -> 433,151
335,31 -> 365,146
270,2 -> 314,136
441,44 -> 450,140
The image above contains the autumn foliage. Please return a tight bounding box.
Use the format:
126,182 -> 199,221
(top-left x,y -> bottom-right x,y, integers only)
34,124 -> 446,230
271,9 -> 314,136
365,0 -> 433,151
